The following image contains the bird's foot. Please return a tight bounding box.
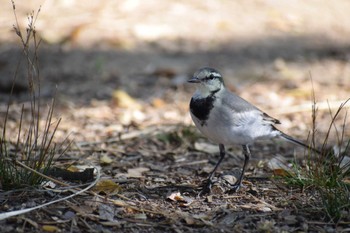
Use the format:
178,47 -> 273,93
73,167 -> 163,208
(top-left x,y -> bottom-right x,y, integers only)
226,181 -> 243,194
198,179 -> 213,196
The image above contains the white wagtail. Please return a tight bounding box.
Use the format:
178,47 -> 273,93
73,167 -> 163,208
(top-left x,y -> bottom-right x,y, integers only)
188,67 -> 319,194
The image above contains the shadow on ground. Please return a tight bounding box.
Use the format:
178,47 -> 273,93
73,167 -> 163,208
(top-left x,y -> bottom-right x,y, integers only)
0,33 -> 349,105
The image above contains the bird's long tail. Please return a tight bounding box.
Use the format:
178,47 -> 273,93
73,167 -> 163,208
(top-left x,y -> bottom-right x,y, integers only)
279,131 -> 321,154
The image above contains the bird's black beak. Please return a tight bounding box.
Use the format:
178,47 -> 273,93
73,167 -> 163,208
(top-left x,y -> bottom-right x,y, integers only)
188,77 -> 201,83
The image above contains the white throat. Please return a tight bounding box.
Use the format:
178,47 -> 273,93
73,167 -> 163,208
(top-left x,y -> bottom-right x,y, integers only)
196,83 -> 223,98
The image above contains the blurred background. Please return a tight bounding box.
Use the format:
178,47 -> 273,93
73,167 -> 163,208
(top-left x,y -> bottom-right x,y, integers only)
2,2 -> 350,230
1,0 -> 350,141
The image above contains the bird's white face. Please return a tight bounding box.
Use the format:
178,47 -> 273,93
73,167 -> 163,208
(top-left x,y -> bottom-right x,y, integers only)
188,67 -> 225,96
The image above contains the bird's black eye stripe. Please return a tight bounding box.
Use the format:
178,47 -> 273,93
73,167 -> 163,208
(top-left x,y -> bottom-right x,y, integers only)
205,74 -> 215,80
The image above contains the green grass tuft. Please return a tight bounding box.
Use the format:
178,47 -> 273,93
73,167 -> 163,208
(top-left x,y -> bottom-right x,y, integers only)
0,1 -> 68,190
281,95 -> 350,222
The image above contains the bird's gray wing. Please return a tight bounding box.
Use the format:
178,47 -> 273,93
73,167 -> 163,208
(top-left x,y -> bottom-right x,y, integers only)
221,88 -> 280,124
220,88 -> 259,112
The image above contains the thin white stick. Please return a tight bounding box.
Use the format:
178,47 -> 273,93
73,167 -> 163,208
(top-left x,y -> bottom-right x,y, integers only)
0,167 -> 100,221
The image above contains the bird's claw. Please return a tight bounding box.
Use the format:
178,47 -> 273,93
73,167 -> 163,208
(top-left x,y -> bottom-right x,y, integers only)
198,179 -> 213,196
226,181 -> 243,194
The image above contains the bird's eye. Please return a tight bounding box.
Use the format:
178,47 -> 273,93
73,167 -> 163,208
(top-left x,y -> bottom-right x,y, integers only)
208,75 -> 215,80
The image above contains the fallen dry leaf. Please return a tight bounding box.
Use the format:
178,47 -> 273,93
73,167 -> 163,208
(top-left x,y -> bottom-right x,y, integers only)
267,155 -> 290,171
167,191 -> 194,207
93,179 -> 122,195
42,225 -> 60,232
221,174 -> 238,185
206,195 -> 213,203
268,155 -> 292,177
112,89 -> 142,109
272,168 -> 290,177
100,154 -> 113,165
152,98 -> 166,108
127,167 -> 149,178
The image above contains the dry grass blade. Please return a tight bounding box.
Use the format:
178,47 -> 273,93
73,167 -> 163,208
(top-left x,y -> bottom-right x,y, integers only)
321,99 -> 350,152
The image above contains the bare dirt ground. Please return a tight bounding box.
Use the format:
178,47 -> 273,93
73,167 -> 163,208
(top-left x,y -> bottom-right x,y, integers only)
0,0 -> 350,232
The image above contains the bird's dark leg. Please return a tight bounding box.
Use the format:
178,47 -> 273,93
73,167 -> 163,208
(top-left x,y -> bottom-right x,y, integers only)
229,144 -> 251,192
200,144 -> 226,195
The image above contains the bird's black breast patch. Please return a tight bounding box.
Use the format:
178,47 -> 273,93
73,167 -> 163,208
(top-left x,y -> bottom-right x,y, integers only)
190,94 -> 216,126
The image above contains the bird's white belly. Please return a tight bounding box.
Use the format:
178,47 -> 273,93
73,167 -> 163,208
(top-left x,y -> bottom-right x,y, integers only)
191,108 -> 279,146
194,118 -> 253,145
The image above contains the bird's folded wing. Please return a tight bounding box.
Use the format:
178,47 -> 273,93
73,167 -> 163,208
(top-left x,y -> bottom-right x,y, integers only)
220,89 -> 281,125
262,112 -> 281,124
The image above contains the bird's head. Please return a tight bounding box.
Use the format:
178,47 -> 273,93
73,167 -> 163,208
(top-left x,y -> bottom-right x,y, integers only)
188,67 -> 225,94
